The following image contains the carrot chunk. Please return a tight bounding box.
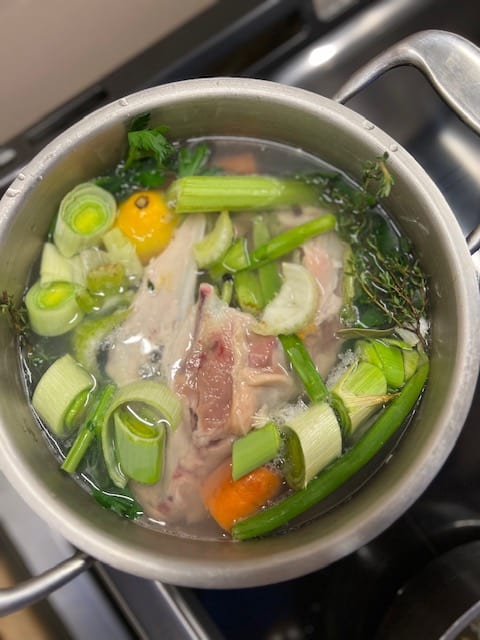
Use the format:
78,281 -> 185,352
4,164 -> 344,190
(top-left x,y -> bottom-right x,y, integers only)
201,458 -> 282,532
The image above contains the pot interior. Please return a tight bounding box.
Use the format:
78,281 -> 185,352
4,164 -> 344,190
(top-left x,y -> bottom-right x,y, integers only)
0,78 -> 478,588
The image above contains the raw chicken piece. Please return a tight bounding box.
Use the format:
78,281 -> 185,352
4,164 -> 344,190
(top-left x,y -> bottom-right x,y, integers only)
301,231 -> 346,376
134,283 -> 298,525
105,215 -> 205,386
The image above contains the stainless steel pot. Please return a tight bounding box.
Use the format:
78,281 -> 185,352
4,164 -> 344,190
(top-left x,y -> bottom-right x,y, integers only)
0,30 -> 479,614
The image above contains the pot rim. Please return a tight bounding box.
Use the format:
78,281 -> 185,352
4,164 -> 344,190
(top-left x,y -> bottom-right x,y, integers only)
0,77 -> 479,588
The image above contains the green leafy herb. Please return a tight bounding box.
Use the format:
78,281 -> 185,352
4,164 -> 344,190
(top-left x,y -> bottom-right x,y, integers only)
125,125 -> 173,169
1,290 -> 29,338
176,143 -> 211,177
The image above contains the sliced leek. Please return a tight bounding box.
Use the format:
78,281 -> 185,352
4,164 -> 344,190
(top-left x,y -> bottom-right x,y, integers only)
32,354 -> 94,436
101,380 -> 182,487
54,183 -> 117,257
114,409 -> 165,484
25,280 -> 83,336
331,361 -> 390,435
283,402 -> 342,490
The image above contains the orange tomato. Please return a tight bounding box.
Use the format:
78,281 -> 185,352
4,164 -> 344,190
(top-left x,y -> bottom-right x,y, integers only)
116,190 -> 176,264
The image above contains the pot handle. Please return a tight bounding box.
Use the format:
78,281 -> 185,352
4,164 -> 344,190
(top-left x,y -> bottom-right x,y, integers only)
0,550 -> 92,616
333,29 -> 480,255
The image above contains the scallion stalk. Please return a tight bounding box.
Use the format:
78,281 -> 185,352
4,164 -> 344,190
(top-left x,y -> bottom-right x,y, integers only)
61,383 -> 116,473
231,361 -> 429,540
222,214 -> 337,273
168,175 -> 319,213
232,422 -> 281,481
279,334 -> 329,403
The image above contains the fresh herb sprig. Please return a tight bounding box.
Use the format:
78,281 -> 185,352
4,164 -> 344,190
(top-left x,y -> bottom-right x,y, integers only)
95,114 -> 214,201
299,154 -> 428,341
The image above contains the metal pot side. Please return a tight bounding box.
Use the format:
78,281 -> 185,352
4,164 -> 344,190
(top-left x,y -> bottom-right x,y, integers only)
0,78 -> 478,588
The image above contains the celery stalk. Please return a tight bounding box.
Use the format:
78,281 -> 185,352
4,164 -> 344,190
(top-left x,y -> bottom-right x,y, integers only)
61,383 -> 116,473
168,175 -> 319,213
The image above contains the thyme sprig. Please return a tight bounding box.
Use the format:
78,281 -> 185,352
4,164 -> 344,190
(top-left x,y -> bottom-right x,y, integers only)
1,290 -> 29,338
303,154 -> 428,342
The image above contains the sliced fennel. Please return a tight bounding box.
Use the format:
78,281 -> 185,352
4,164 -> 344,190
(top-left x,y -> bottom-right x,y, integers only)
25,280 -> 83,336
253,262 -> 319,336
101,380 -> 182,488
54,182 -> 117,257
283,402 -> 342,490
193,210 -> 233,268
32,354 -> 95,436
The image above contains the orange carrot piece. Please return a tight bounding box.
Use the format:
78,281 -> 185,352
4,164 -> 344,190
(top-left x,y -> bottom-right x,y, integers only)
201,458 -> 282,532
214,152 -> 258,175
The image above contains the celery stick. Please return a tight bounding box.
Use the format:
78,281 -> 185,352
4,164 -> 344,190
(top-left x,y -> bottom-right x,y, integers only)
231,361 -> 429,540
168,175 -> 319,213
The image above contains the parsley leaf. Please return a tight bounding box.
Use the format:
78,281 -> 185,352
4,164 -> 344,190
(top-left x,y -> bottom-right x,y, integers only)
176,143 -> 211,177
126,126 -> 174,169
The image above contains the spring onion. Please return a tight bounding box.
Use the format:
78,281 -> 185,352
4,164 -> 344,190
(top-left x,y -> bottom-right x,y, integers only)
61,383 -> 116,473
54,182 -> 117,257
279,334 -> 329,403
167,175 -> 319,213
25,280 -> 84,336
101,380 -> 182,488
232,360 -> 429,540
283,402 -> 342,490
232,422 -> 281,481
222,214 -> 337,273
32,354 -> 95,436
193,211 -> 234,269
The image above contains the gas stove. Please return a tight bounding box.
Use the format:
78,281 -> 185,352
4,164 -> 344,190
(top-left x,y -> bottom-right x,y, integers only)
1,1 -> 479,638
